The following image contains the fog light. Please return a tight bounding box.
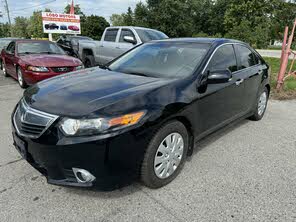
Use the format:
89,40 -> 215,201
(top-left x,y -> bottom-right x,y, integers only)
72,168 -> 96,183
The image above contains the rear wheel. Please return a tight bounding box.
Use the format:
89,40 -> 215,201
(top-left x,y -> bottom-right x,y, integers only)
2,61 -> 8,77
141,121 -> 189,188
249,87 -> 269,121
17,67 -> 27,88
84,55 -> 95,68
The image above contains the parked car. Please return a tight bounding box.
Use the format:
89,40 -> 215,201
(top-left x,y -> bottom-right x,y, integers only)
68,25 -> 80,31
57,35 -> 93,58
0,38 -> 21,70
11,38 -> 270,189
60,25 -> 68,30
45,23 -> 59,30
1,40 -> 83,88
78,26 -> 168,67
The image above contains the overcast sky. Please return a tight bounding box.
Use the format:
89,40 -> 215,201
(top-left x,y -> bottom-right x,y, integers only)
1,0 -> 139,23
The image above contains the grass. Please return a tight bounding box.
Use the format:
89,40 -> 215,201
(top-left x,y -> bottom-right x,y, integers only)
263,57 -> 296,100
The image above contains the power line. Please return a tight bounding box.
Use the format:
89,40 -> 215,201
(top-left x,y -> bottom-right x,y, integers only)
10,0 -> 56,12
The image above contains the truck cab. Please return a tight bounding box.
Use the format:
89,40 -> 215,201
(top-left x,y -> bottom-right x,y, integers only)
78,26 -> 168,67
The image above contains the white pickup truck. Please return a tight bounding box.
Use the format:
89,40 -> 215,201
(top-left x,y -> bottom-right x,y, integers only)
78,26 -> 168,67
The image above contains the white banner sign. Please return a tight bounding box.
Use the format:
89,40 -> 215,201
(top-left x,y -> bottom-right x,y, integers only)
42,12 -> 81,34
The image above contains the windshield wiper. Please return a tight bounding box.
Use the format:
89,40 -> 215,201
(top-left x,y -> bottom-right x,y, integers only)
100,65 -> 112,71
40,51 -> 56,54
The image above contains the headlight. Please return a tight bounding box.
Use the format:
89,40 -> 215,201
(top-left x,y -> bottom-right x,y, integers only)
60,111 -> 146,136
27,66 -> 49,72
75,65 -> 84,70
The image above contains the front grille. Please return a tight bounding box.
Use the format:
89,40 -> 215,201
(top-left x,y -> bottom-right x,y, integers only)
51,67 -> 74,73
13,99 -> 59,139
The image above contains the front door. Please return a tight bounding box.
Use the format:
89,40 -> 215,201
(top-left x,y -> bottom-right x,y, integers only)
116,28 -> 137,56
197,44 -> 247,133
98,28 -> 119,65
4,42 -> 16,77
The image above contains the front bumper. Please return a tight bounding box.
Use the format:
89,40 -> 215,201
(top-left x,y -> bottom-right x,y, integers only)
12,122 -> 153,189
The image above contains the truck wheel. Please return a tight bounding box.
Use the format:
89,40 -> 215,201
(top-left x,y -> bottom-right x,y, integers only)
84,55 -> 95,68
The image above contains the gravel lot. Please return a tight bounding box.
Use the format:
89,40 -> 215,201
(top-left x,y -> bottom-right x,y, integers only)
0,72 -> 296,222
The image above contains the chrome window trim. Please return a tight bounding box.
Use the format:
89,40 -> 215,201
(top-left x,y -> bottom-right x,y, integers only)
13,99 -> 59,139
202,42 -> 260,75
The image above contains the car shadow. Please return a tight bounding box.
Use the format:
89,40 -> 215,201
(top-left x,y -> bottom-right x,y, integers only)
191,118 -> 249,157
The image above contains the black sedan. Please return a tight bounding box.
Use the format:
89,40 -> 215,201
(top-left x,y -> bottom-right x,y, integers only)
11,38 -> 270,189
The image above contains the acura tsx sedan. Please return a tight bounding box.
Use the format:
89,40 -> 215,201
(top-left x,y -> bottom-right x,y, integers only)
11,38 -> 270,189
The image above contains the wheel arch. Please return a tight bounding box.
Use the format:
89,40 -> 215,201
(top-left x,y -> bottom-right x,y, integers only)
165,115 -> 195,156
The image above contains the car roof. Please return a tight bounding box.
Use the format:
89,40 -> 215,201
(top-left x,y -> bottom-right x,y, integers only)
152,37 -> 246,45
108,26 -> 163,32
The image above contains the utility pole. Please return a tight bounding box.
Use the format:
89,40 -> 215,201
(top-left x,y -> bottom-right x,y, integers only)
3,0 -> 13,36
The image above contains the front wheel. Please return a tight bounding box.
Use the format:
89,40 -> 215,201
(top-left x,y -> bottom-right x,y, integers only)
84,55 -> 95,68
141,121 -> 189,188
249,87 -> 269,121
17,67 -> 27,88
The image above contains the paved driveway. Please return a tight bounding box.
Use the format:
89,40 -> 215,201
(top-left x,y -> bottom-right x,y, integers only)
0,73 -> 296,222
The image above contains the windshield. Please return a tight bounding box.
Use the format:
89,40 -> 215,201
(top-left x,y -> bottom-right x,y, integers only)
135,29 -> 168,42
17,42 -> 66,55
109,42 -> 210,78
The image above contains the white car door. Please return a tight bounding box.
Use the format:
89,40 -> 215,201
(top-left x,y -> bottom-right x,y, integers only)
98,28 -> 120,65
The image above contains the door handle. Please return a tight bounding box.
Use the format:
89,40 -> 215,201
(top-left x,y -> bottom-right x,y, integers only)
235,79 -> 244,86
116,47 -> 120,49
100,45 -> 104,48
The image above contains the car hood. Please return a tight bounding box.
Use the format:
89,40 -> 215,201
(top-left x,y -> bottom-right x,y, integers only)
24,68 -> 174,117
20,54 -> 81,67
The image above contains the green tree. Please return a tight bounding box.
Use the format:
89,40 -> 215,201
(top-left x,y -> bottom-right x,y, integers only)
26,9 -> 51,39
123,7 -> 134,26
134,2 -> 149,27
81,15 -> 110,40
110,14 -> 125,26
12,17 -> 29,38
0,23 -> 11,38
64,4 -> 85,16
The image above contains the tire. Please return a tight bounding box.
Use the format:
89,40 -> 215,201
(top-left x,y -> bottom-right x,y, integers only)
17,67 -> 28,88
2,61 -> 8,77
0,59 -> 3,70
84,55 -> 95,68
249,87 -> 269,121
141,121 -> 189,188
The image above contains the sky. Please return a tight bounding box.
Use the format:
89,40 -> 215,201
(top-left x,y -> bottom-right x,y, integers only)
0,0 -> 139,23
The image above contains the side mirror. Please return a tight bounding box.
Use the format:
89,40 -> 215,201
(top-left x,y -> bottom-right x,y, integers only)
123,36 -> 137,45
207,69 -> 232,84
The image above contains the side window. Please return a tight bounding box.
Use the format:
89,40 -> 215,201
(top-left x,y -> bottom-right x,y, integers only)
119,29 -> 136,43
104,29 -> 119,42
207,45 -> 237,72
6,42 -> 15,54
236,45 -> 257,69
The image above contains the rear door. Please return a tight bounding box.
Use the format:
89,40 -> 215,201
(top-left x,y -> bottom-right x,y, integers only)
99,28 -> 119,65
116,28 -> 137,55
4,42 -> 16,76
197,44 -> 246,132
234,45 -> 265,112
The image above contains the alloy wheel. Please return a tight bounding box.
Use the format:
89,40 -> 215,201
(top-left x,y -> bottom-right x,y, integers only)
17,69 -> 24,87
154,133 -> 184,179
258,91 -> 267,116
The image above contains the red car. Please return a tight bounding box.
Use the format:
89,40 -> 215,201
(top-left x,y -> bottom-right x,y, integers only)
1,40 -> 84,88
68,25 -> 80,31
